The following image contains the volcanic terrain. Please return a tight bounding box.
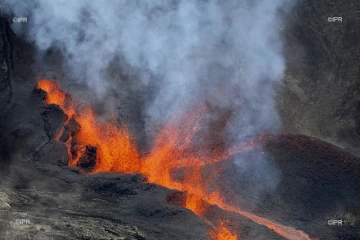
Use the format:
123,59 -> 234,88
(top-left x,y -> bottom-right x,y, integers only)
1,1 -> 360,240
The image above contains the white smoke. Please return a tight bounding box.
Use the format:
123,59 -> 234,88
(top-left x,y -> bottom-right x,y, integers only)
3,0 -> 294,190
3,0 -> 293,130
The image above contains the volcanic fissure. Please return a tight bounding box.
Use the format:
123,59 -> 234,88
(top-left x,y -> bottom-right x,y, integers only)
36,79 -> 313,240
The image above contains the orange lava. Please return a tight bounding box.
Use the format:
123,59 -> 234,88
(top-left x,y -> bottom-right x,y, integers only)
36,79 -> 140,172
74,108 -> 140,172
37,79 -> 313,240
210,220 -> 239,240
36,79 -> 75,117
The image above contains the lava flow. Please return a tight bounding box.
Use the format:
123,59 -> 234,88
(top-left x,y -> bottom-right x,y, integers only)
36,79 -> 140,172
37,79 -> 313,240
210,220 -> 238,240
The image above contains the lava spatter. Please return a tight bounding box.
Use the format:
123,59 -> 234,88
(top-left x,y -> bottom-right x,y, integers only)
37,79 -> 313,240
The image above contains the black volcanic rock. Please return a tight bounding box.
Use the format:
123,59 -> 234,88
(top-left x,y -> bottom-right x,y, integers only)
33,140 -> 69,166
77,145 -> 97,172
67,116 -> 81,136
41,104 -> 67,140
58,128 -> 70,142
32,87 -> 46,101
0,171 -> 209,240
59,116 -> 81,143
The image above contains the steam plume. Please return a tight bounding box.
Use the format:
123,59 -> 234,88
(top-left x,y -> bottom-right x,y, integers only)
3,0 -> 295,192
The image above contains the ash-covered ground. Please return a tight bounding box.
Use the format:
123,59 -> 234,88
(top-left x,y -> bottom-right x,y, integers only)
1,1 -> 360,240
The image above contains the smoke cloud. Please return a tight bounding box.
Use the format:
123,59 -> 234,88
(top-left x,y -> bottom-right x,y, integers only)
3,0 -> 295,193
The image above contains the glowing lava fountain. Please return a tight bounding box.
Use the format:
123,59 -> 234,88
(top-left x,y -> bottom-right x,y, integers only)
37,79 -> 313,240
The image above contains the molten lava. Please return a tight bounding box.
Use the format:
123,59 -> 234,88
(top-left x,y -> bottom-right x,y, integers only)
36,79 -> 140,172
37,79 -> 75,117
37,79 -> 314,240
210,220 -> 238,240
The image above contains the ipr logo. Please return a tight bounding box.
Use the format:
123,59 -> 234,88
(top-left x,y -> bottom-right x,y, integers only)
328,17 -> 342,22
328,219 -> 343,225
13,17 -> 28,23
15,219 -> 31,225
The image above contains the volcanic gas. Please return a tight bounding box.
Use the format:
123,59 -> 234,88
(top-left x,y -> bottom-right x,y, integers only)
36,79 -> 314,240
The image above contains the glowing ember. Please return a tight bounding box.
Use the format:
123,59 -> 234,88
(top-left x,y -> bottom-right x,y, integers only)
37,79 -> 314,240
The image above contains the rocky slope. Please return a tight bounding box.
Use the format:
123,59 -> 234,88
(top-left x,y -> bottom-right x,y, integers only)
279,0 -> 360,153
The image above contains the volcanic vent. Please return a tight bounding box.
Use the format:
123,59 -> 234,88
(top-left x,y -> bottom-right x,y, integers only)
35,79 -> 318,240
